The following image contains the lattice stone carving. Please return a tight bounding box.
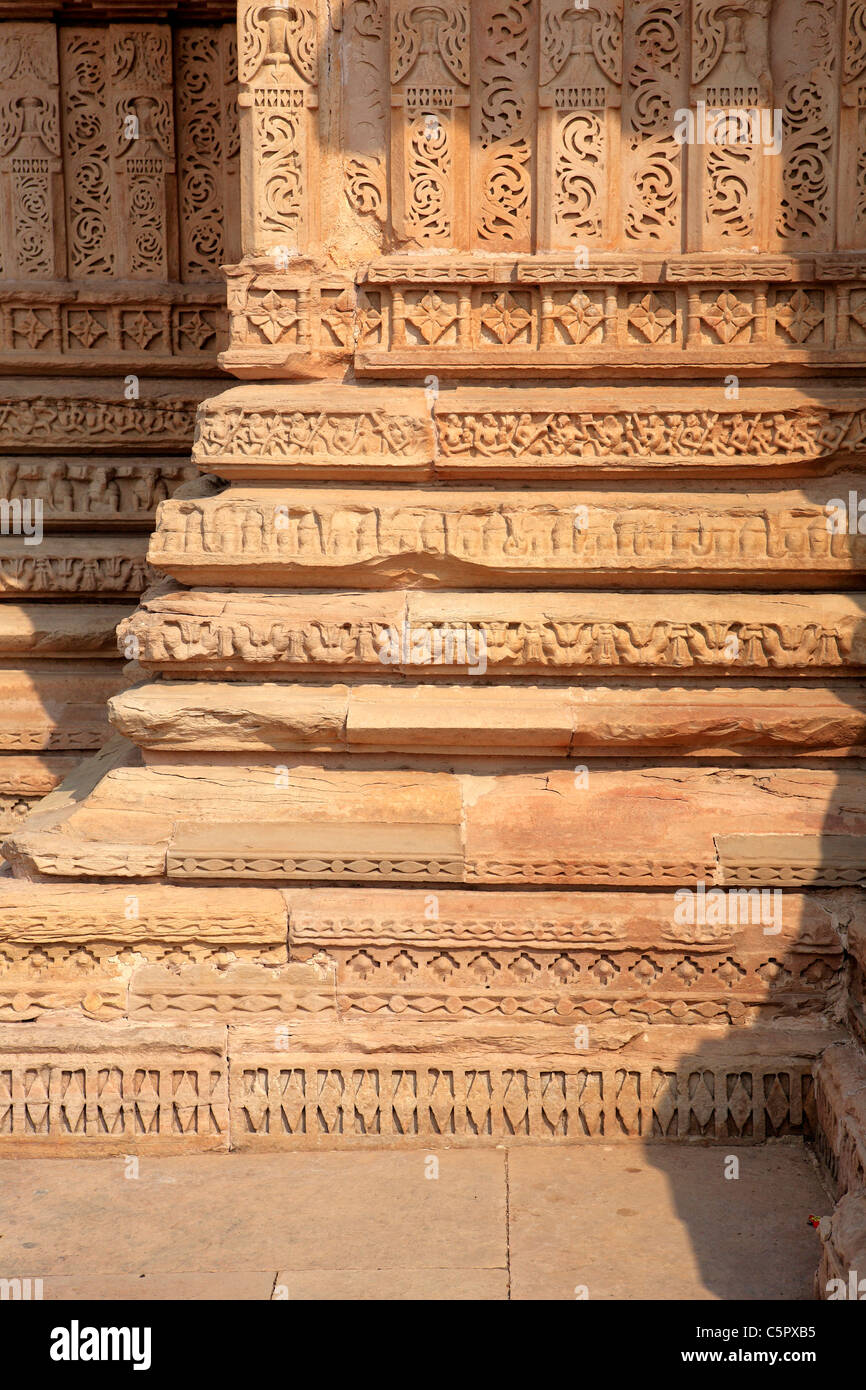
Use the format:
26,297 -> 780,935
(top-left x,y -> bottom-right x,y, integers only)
0,23 -> 64,279
238,1 -> 320,255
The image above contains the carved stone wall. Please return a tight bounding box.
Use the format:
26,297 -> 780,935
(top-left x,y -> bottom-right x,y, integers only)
0,3 -> 238,828
1,10 -> 866,1289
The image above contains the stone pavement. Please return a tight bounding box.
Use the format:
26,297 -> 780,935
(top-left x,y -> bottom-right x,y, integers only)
0,1142 -> 830,1301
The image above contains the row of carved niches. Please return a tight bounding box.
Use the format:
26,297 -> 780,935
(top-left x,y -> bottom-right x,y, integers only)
222,253 -> 866,377
0,19 -> 239,306
239,0 -> 866,263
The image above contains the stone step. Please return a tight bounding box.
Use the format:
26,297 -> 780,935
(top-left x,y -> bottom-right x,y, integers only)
122,587 -> 866,676
150,483 -> 866,589
110,679 -> 866,757
5,761 -> 865,887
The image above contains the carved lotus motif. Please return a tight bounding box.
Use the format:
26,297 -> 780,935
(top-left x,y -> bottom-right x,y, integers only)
480,292 -> 532,344
406,291 -> 458,344
627,292 -> 675,343
775,289 -> 824,343
247,290 -> 299,344
701,291 -> 755,344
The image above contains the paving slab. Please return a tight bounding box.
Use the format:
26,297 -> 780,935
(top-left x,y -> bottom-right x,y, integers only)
272,1268 -> 508,1300
0,1143 -> 830,1300
508,1143 -> 831,1301
0,1151 -> 506,1279
40,1273 -> 276,1301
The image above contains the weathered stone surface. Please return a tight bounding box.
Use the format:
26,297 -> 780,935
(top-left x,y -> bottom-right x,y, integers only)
8,761 -> 865,890
0,1023 -> 228,1154
0,604 -> 131,657
0,754 -> 83,797
816,1191 -> 866,1300
0,880 -> 288,950
813,1043 -> 866,1197
150,483 -> 866,589
193,383 -> 866,478
2,0 -> 866,1223
111,679 -> 866,756
0,666 -> 121,750
120,588 -> 866,676
463,767 -> 866,888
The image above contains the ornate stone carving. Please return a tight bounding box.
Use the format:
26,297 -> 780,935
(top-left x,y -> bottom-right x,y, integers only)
3,3 -> 866,1211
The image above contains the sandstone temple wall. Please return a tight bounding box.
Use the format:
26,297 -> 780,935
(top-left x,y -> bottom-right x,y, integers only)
0,1 -> 238,834
2,2 -> 866,1296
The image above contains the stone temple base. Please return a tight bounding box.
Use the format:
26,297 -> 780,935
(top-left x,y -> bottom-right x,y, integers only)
4,0 -> 866,1306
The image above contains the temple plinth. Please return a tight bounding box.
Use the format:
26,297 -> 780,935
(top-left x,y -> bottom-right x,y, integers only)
2,3 -> 866,1284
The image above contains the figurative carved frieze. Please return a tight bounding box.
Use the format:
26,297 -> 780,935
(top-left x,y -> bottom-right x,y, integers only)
0,395 -> 201,451
436,406 -> 866,465
0,548 -> 152,597
0,458 -> 195,521
120,606 -> 864,676
193,401 -> 432,464
149,491 -> 866,582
